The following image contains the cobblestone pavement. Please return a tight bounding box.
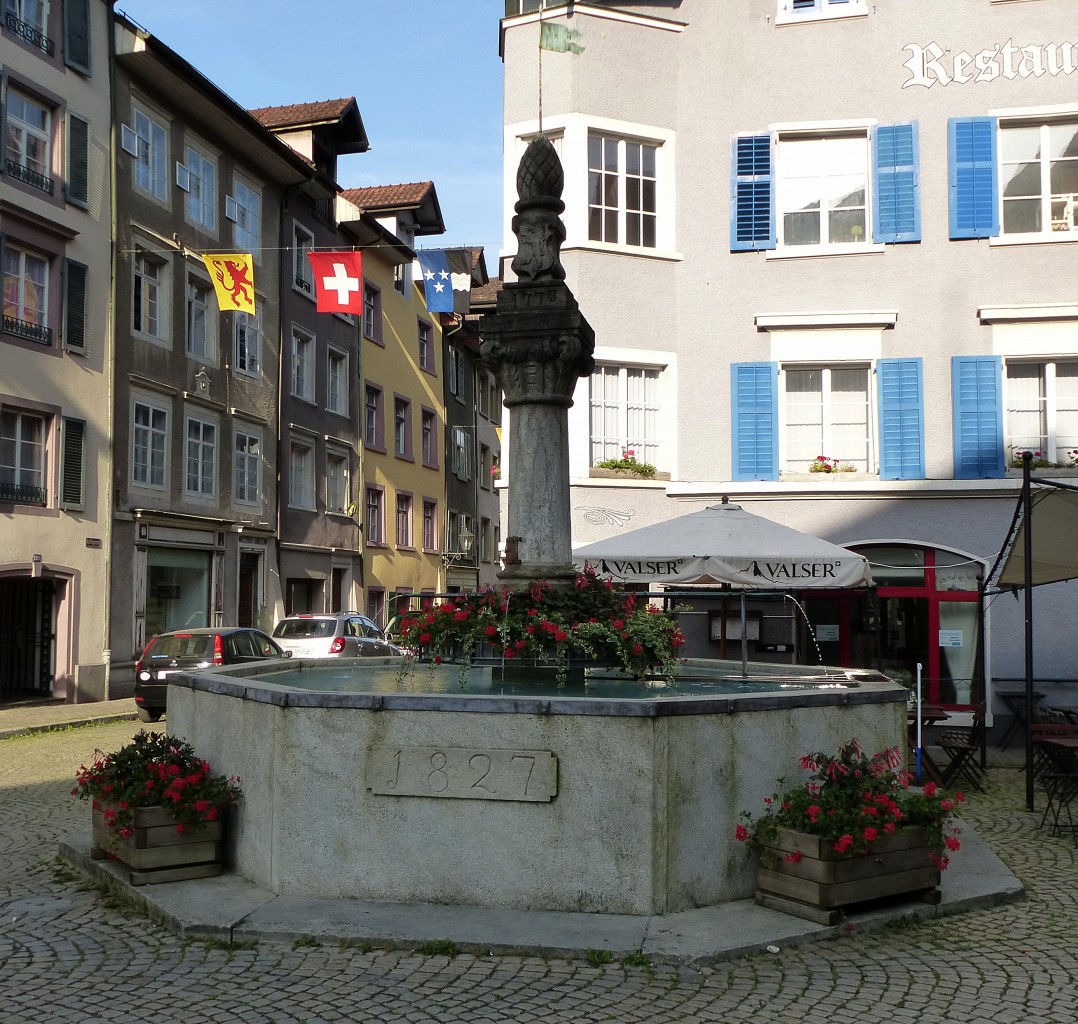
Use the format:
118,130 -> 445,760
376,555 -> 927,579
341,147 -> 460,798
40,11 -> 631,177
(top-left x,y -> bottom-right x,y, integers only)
2,721 -> 1077,1024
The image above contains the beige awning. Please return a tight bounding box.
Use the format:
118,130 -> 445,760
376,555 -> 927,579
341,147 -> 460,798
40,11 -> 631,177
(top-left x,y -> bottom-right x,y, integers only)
994,485 -> 1078,588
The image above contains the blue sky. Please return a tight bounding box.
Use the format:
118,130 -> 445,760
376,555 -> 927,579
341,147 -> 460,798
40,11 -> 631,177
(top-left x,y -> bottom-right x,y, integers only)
116,0 -> 507,262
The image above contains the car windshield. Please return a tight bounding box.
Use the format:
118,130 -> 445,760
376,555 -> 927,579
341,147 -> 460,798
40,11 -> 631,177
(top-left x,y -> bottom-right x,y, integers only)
273,619 -> 336,639
146,635 -> 213,660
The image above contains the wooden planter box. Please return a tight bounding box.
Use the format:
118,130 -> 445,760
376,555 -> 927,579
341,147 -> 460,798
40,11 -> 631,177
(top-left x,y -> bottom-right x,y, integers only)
91,805 -> 224,886
755,826 -> 940,925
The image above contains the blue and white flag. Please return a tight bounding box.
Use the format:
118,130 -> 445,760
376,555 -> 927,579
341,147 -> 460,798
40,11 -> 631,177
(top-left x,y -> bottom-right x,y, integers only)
418,249 -> 472,315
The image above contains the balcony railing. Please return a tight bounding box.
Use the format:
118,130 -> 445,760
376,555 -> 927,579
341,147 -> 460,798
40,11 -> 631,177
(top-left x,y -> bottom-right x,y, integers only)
4,12 -> 53,55
0,481 -> 47,505
5,158 -> 54,195
294,273 -> 312,294
3,315 -> 53,346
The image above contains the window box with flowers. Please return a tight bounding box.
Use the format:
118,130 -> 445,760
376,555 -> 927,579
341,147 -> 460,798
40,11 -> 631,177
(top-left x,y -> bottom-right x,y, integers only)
1004,449 -> 1078,479
736,739 -> 963,925
399,563 -> 685,685
72,731 -> 241,885
590,449 -> 669,481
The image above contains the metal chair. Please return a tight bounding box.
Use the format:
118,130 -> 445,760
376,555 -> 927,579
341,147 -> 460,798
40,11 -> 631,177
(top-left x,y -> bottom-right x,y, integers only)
936,704 -> 987,791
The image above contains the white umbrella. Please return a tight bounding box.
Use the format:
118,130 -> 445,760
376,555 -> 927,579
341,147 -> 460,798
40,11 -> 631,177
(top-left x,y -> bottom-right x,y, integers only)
574,501 -> 874,589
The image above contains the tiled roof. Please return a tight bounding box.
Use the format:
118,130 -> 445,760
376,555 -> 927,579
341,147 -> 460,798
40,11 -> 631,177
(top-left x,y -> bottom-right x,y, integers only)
249,98 -> 354,130
341,182 -> 434,210
471,277 -> 502,306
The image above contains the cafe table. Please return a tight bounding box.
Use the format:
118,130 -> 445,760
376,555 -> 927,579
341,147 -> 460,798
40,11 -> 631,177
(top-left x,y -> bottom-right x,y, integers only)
996,689 -> 1046,751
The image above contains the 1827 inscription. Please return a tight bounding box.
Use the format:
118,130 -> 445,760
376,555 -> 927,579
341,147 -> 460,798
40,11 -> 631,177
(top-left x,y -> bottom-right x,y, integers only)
366,746 -> 557,802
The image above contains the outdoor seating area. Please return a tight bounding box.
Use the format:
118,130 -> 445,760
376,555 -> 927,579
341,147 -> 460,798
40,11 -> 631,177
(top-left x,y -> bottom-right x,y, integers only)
1031,706 -> 1078,847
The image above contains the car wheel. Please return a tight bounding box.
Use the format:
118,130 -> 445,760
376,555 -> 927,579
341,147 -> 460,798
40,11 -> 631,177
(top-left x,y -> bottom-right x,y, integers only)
136,708 -> 163,723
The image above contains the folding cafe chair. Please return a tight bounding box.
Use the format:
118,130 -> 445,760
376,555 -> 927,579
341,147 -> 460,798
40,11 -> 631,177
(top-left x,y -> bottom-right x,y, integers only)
936,703 -> 987,792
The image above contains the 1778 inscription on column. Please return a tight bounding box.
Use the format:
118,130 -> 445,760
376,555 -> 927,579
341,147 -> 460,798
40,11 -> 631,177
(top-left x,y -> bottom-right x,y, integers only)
366,746 -> 558,803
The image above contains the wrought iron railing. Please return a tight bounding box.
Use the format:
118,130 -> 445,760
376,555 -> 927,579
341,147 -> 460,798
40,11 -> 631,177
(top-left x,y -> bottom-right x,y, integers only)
4,12 -> 53,55
0,481 -> 47,505
294,273 -> 312,293
2,315 -> 52,346
5,158 -> 53,194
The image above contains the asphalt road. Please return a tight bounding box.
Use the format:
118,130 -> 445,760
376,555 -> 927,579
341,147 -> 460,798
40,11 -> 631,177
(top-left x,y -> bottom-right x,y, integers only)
2,720 -> 1077,1023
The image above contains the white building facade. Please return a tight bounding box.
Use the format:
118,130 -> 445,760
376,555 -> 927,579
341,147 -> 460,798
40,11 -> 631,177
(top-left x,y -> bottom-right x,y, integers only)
500,0 -> 1078,708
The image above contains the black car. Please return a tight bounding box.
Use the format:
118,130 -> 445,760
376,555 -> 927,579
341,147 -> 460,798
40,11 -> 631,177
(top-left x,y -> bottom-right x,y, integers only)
134,627 -> 288,722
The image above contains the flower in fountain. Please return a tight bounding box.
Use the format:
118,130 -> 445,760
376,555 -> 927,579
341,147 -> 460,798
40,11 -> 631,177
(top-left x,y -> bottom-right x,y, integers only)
735,738 -> 963,867
398,562 -> 685,680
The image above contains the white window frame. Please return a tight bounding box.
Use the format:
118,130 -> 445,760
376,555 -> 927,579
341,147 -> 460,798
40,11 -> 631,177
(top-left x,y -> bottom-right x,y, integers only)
131,394 -> 169,490
0,407 -> 47,499
326,347 -> 348,416
132,105 -> 168,201
234,426 -> 261,506
1003,358 -> 1078,465
422,499 -> 437,551
999,116 -> 1078,242
587,132 -> 659,249
183,142 -> 217,231
184,413 -> 217,498
185,275 -> 214,360
133,248 -> 167,342
588,362 -> 662,469
234,306 -> 261,376
291,328 -> 315,403
2,243 -> 49,330
776,0 -> 868,26
773,126 -> 877,256
288,439 -> 315,510
509,115 -> 677,258
293,221 -> 314,296
5,86 -> 52,188
418,319 -> 434,372
365,485 -> 385,544
6,0 -> 50,34
395,491 -> 413,548
779,362 -> 875,475
363,282 -> 382,342
326,448 -> 349,514
231,178 -> 262,254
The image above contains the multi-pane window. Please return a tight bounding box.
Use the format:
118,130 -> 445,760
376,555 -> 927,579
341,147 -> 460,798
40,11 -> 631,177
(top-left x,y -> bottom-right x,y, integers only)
326,451 -> 348,513
5,88 -> 52,193
234,429 -> 260,505
778,134 -> 868,248
133,251 -> 164,339
231,180 -> 261,253
783,366 -> 871,473
418,320 -> 434,372
6,0 -> 49,38
2,244 -> 49,342
186,278 -> 212,358
293,223 -> 314,295
0,409 -> 46,503
489,379 -> 501,424
778,0 -> 867,23
365,486 -> 384,544
589,364 -> 660,467
447,347 -> 461,396
422,499 -> 436,550
421,409 -> 436,466
235,307 -> 260,375
1001,121 -> 1078,237
396,492 -> 412,547
289,441 -> 314,509
132,108 -> 168,200
588,133 -> 658,248
291,329 -> 314,401
132,400 -> 167,488
364,385 -> 383,448
394,397 -> 410,457
477,373 -> 490,418
327,349 -> 347,415
480,517 -> 492,562
363,283 -> 382,342
1005,361 -> 1078,464
184,145 -> 216,230
185,417 -> 216,496
451,427 -> 471,480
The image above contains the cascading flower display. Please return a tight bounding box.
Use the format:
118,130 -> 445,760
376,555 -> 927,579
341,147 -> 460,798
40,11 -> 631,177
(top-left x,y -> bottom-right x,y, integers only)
736,738 -> 963,867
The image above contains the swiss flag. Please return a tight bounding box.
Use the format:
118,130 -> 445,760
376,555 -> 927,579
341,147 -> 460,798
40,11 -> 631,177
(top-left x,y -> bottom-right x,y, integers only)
307,251 -> 363,314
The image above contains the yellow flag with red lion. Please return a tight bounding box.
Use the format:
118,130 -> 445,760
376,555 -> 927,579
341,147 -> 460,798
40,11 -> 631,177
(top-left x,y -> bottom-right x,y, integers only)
202,253 -> 255,313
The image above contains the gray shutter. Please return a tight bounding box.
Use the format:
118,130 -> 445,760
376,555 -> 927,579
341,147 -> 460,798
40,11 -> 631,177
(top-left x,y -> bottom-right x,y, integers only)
64,0 -> 92,76
60,418 -> 86,510
67,114 -> 90,208
63,259 -> 88,354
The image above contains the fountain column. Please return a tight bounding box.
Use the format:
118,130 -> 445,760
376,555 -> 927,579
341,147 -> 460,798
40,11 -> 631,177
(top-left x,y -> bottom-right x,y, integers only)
480,136 -> 595,588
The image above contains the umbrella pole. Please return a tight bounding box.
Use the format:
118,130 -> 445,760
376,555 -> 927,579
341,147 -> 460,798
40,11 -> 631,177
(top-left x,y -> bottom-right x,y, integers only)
740,591 -> 748,678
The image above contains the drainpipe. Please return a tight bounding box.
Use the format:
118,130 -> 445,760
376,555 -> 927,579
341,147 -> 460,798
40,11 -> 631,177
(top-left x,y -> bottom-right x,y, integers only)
1022,450 -> 1035,812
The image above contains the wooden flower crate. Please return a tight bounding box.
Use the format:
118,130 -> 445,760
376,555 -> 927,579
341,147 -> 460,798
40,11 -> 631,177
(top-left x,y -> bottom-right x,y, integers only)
755,826 -> 941,925
91,805 -> 223,886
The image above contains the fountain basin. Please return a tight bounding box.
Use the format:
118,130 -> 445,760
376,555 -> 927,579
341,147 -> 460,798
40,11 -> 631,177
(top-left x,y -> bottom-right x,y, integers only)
166,659 -> 906,915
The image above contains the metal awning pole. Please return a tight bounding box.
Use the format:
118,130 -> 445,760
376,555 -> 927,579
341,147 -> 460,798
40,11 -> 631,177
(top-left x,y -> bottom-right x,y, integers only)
1023,451 -> 1035,812
740,591 -> 748,678
916,661 -> 923,782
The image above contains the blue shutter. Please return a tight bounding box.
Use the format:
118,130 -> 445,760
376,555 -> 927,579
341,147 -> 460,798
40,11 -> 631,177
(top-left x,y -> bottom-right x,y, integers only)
731,134 -> 775,251
731,363 -> 778,481
949,117 -> 999,239
952,356 -> 1005,478
877,358 -> 924,480
873,123 -> 921,243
